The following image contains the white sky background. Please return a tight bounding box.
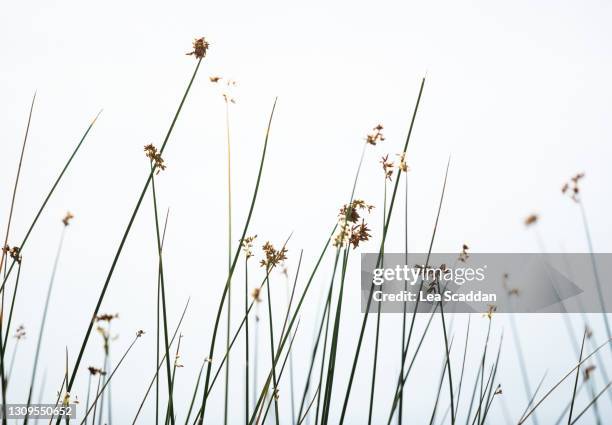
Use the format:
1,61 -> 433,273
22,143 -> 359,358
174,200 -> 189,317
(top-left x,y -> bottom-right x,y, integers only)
1,0 -> 611,423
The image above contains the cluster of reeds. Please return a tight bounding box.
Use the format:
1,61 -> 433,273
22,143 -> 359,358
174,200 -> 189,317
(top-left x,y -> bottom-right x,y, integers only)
0,37 -> 610,425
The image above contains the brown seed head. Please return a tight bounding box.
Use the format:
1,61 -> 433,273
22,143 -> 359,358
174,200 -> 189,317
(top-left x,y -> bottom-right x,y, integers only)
14,325 -> 26,340
524,214 -> 538,226
251,287 -> 262,302
87,366 -> 104,376
380,155 -> 394,181
583,364 -> 596,381
396,152 -> 409,172
484,304 -> 496,320
458,244 -> 470,262
241,235 -> 257,259
186,37 -> 210,59
8,246 -> 21,264
260,242 -> 288,270
62,211 -> 75,226
95,313 -> 119,323
561,172 -> 585,203
144,144 -> 166,174
365,124 -> 385,146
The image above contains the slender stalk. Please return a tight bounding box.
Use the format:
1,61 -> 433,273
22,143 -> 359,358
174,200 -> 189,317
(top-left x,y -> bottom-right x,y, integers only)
429,337 -> 455,425
197,99 -> 277,424
165,334 -> 183,425
80,334 -> 142,425
59,57 -> 203,425
399,162 -> 408,425
260,322 -> 301,424
386,158 -> 451,423
508,300 -> 539,425
1,110 -> 101,294
519,337 -> 611,424
518,372 -> 548,424
157,209 -> 170,425
0,92 -> 36,278
25,225 -> 67,422
367,177 -> 387,425
245,257 -> 251,424
570,381 -> 612,425
578,201 -> 611,342
338,77 -> 426,424
567,330 -> 587,424
131,298 -> 190,425
320,247 -> 350,424
91,375 -> 102,425
224,97 -> 233,425
151,166 -> 175,424
248,229 -> 335,425
185,362 -> 206,425
265,273 -> 281,425
454,315 -> 471,415
297,269 -> 334,421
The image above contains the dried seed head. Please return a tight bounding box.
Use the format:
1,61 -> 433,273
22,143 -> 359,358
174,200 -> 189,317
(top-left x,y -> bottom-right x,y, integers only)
260,242 -> 288,270
241,235 -> 257,259
583,365 -> 596,381
458,244 -> 470,262
365,124 -> 385,146
251,287 -> 262,302
349,220 -> 372,249
396,152 -> 410,172
524,214 -> 538,226
338,200 -> 374,224
209,76 -> 222,83
561,172 -> 585,203
186,37 -> 210,59
174,354 -> 184,368
483,304 -> 496,320
14,325 -> 26,340
87,366 -> 104,376
136,330 -> 145,338
62,211 -> 75,226
380,155 -> 394,180
144,144 -> 166,174
95,313 -> 119,323
334,200 -> 374,249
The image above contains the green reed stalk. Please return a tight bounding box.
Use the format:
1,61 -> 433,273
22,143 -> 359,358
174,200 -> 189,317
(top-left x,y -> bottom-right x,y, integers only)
248,229 -> 335,425
25,224 -> 67,422
244,257 -> 251,424
386,158 -> 451,423
0,92 -> 35,278
264,273 -> 281,425
1,109 -> 101,295
567,330 -> 587,424
338,77 -> 425,424
518,337 -> 611,424
151,166 -> 175,424
131,299 -> 190,425
224,97 -> 233,425
197,99 -> 277,424
80,334 -> 142,425
58,57 -> 204,425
